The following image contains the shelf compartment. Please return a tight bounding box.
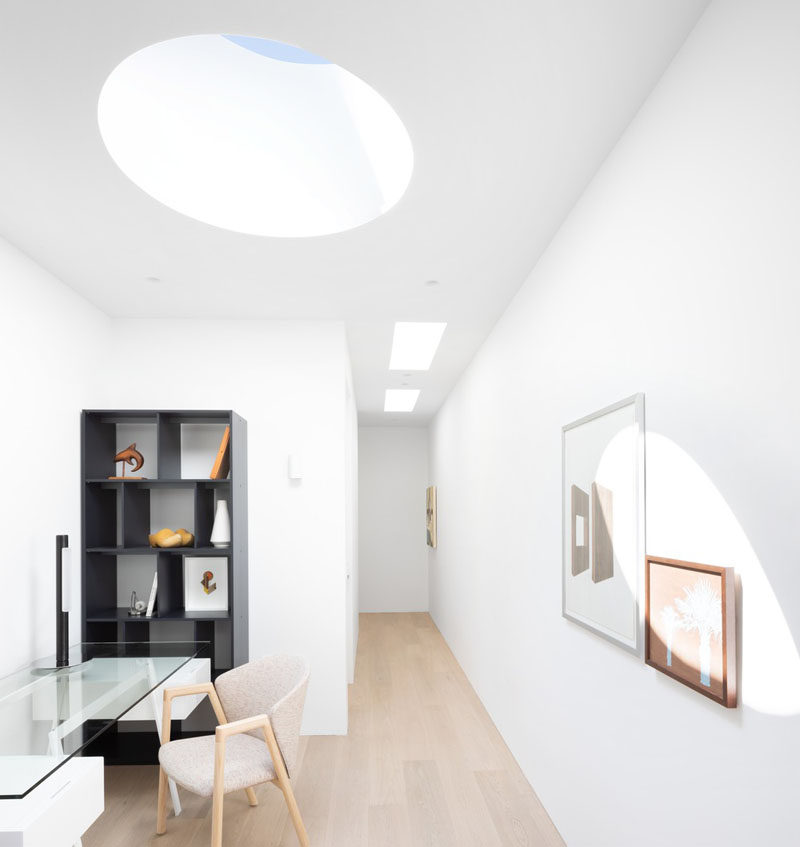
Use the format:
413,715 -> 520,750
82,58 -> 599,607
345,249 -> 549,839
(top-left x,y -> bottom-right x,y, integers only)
157,413 -> 182,480
86,621 -> 119,642
85,552 -> 117,619
181,422 -> 230,480
195,486 -> 216,548
150,487 -> 194,544
156,551 -> 183,617
122,619 -> 150,643
84,485 -> 118,548
83,415 -> 117,479
122,485 -> 150,547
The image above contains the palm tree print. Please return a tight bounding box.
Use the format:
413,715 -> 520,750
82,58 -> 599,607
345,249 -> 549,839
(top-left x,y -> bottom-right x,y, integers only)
675,577 -> 722,686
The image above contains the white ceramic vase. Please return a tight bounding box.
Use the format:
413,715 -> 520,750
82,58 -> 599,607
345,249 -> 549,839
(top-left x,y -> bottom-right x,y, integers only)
210,499 -> 231,548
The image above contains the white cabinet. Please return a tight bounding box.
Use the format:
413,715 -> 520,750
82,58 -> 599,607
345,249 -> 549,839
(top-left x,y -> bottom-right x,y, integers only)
0,757 -> 103,847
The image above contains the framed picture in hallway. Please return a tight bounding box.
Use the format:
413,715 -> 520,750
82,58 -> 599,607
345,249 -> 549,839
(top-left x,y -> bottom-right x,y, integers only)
561,394 -> 645,655
645,555 -> 737,707
426,485 -> 437,548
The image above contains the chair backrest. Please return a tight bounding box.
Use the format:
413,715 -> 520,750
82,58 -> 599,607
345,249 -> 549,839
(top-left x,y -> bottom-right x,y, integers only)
215,655 -> 309,778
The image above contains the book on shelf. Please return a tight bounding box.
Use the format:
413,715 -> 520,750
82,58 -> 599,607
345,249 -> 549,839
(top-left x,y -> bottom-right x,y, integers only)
145,571 -> 158,617
210,426 -> 231,480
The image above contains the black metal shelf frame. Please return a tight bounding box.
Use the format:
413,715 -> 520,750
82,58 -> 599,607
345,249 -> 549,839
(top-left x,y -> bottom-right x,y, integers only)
81,410 -> 248,673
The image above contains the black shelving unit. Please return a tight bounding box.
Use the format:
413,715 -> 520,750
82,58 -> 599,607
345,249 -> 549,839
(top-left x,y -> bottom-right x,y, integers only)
81,410 -> 249,673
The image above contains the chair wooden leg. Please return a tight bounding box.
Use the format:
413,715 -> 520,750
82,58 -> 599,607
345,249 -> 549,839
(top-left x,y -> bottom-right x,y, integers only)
156,767 -> 168,835
245,787 -> 258,806
278,778 -> 309,847
211,739 -> 226,847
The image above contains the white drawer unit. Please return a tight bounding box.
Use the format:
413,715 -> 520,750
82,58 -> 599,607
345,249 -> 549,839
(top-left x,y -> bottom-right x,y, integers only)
0,757 -> 103,847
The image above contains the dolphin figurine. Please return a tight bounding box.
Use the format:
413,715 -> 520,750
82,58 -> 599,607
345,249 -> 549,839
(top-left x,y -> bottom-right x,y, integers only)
113,443 -> 144,475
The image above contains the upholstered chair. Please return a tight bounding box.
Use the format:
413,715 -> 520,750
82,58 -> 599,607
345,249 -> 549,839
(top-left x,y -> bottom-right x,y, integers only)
156,655 -> 310,847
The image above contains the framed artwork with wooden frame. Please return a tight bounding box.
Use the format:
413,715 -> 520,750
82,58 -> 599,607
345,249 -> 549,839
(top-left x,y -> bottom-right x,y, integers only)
645,555 -> 737,708
426,486 -> 437,548
210,425 -> 231,480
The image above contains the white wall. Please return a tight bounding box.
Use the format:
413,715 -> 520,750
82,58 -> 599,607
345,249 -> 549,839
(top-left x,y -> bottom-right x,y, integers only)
359,427 -> 428,612
428,2 -> 800,845
0,242 -> 352,735
0,236 -> 110,675
110,319 -> 350,734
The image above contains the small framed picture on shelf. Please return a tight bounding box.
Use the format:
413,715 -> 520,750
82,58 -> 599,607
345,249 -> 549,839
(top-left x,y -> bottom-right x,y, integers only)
184,556 -> 229,612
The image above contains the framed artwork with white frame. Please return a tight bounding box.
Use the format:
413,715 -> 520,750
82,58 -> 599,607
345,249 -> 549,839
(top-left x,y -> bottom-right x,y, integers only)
184,556 -> 229,612
561,394 -> 646,655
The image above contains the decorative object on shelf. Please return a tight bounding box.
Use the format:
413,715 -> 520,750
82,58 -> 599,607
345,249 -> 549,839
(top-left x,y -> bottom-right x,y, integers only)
210,499 -> 231,548
148,527 -> 194,548
426,486 -> 437,548
184,556 -> 228,611
645,555 -> 737,708
128,590 -> 146,616
146,571 -> 158,617
210,425 -> 231,479
201,570 -> 217,595
109,442 -> 145,479
562,394 -> 645,655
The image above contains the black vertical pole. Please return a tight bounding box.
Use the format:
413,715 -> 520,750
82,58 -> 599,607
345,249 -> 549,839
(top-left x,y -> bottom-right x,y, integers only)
56,534 -> 69,667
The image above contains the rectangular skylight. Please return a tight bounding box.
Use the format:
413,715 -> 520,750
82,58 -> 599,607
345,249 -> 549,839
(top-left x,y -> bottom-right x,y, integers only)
389,322 -> 447,370
384,389 -> 421,412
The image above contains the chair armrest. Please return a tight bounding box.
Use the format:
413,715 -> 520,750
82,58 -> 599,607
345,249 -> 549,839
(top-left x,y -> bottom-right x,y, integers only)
160,683 -> 228,746
215,714 -> 269,741
164,682 -> 217,703
212,713 -> 292,786
212,714 -> 291,790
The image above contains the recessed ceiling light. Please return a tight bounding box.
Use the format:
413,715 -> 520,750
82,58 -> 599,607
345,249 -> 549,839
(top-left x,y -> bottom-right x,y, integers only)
425,279 -> 439,287
384,389 -> 420,412
145,276 -> 161,283
389,322 -> 446,370
98,34 -> 414,237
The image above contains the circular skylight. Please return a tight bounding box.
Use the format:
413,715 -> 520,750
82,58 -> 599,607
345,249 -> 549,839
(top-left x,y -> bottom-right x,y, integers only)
98,35 -> 414,237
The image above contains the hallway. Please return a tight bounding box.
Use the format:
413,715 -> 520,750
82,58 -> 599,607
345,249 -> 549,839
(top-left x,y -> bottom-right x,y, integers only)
85,613 -> 563,846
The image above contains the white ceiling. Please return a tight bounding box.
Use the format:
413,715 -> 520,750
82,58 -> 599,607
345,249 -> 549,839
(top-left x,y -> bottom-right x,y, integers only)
0,0 -> 708,425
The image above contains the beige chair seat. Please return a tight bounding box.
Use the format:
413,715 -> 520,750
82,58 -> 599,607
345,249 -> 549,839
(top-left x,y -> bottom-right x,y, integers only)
160,731 -> 276,797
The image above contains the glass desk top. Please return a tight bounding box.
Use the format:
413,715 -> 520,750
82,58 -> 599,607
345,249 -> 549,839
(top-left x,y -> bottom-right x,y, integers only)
0,642 -> 206,799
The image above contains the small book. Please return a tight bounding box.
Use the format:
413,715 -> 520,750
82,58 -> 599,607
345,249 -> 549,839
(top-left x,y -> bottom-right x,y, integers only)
145,571 -> 158,618
210,426 -> 231,480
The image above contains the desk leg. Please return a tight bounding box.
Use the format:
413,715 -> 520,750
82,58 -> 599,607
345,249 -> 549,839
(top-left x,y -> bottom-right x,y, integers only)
48,728 -> 61,756
48,726 -> 84,845
150,688 -> 182,816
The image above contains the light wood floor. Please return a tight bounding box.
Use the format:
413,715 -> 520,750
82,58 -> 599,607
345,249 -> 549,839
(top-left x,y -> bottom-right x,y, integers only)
84,612 -> 564,846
